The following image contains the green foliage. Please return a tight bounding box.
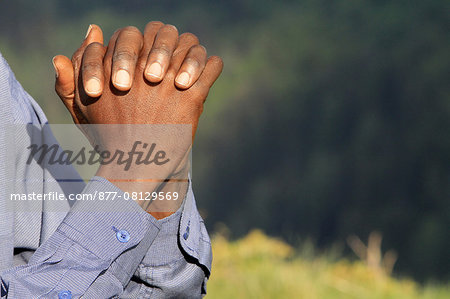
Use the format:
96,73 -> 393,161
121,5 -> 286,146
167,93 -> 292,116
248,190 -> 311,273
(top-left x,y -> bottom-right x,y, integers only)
209,230 -> 450,298
0,0 -> 448,282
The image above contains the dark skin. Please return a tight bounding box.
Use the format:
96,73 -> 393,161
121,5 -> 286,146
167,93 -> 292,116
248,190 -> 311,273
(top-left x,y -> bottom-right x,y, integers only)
52,22 -> 223,218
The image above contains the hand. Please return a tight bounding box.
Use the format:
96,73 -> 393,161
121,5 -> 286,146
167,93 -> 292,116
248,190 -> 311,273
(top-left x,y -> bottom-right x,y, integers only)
53,22 -> 222,133
53,22 -> 219,95
52,22 -> 223,215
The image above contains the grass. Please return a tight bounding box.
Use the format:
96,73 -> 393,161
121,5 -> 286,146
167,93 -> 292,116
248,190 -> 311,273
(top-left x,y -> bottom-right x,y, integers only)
207,230 -> 449,298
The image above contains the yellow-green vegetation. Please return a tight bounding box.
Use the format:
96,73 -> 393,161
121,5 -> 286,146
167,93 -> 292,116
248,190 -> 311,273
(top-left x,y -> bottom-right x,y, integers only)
207,230 -> 449,299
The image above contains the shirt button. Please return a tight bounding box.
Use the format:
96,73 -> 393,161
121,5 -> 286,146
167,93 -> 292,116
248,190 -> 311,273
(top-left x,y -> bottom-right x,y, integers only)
116,229 -> 130,243
58,290 -> 72,299
183,225 -> 190,240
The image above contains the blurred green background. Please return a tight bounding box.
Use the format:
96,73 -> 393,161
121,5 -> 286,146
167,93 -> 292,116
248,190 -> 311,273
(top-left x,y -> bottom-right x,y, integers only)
0,0 -> 449,293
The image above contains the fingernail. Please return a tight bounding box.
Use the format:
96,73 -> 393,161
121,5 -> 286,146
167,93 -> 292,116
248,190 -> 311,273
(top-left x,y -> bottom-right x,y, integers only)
146,62 -> 162,79
86,78 -> 101,95
85,24 -> 93,39
52,56 -> 59,78
176,72 -> 190,87
115,69 -> 131,88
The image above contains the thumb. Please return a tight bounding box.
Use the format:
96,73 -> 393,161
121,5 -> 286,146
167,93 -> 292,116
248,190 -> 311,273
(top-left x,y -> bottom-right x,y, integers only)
53,55 -> 77,121
72,24 -> 104,64
53,25 -> 104,123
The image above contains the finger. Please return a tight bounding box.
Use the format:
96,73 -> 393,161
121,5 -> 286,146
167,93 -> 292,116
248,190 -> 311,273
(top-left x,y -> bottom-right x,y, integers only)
71,24 -> 104,70
103,29 -> 120,76
144,24 -> 179,83
166,33 -> 199,81
137,21 -> 164,71
111,26 -> 143,91
174,45 -> 207,89
192,56 -> 223,96
81,42 -> 106,97
53,55 -> 77,120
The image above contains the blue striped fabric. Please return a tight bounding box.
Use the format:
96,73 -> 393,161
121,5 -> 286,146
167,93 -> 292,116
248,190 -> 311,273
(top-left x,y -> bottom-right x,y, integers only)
0,52 -> 211,298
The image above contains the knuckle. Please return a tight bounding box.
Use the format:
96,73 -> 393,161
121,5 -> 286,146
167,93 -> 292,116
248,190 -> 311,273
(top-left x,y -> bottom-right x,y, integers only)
113,51 -> 137,64
179,32 -> 199,45
122,26 -> 141,34
144,21 -> 164,35
119,26 -> 144,43
210,55 -> 224,68
162,24 -> 178,34
86,42 -> 104,52
188,44 -> 207,57
151,46 -> 172,58
184,57 -> 201,69
113,47 -> 137,61
82,61 -> 101,72
196,44 -> 207,55
149,21 -> 164,27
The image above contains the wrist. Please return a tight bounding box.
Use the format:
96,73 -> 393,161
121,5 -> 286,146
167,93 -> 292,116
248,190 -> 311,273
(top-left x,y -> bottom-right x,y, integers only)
96,164 -> 188,215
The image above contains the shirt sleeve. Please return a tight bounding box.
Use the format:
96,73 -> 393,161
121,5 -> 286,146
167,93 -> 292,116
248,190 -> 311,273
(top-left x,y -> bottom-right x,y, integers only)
1,178 -> 212,299
118,180 -> 212,299
1,179 -> 212,299
1,177 -> 161,298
